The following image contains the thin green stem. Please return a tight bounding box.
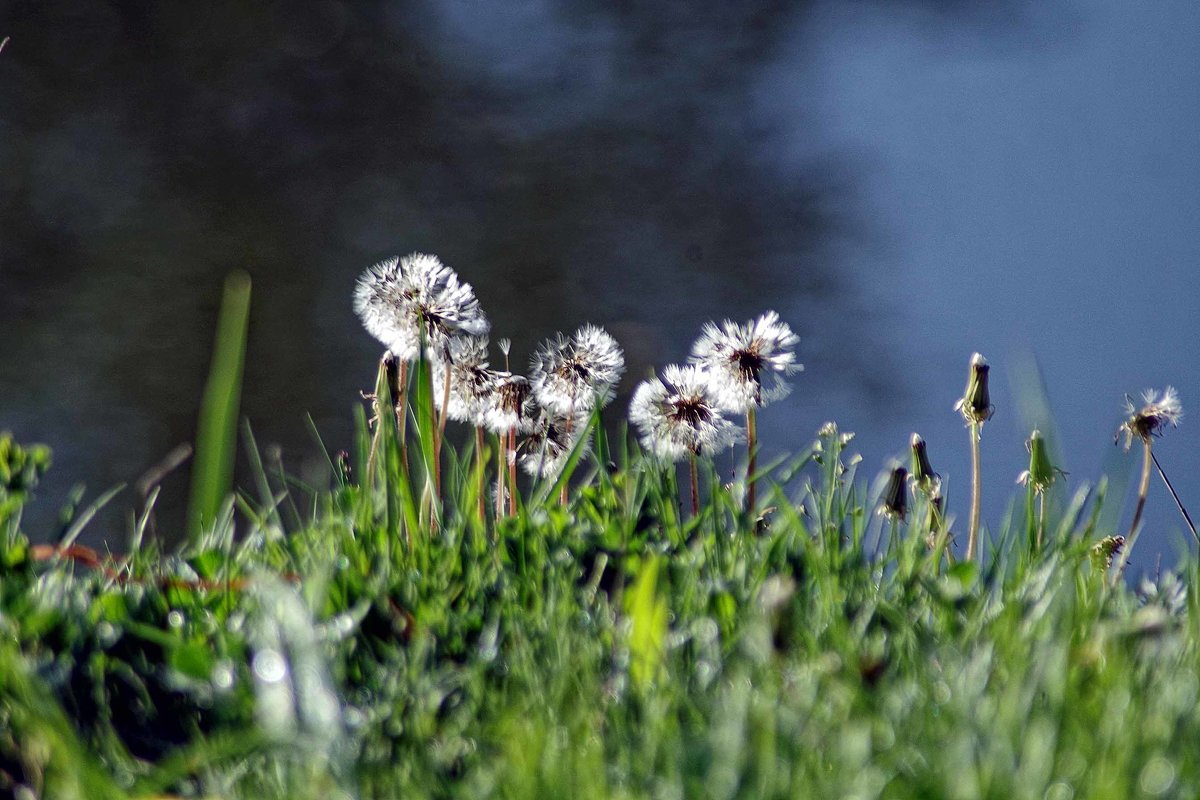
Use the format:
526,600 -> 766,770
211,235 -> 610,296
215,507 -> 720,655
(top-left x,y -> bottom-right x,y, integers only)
495,432 -> 505,524
507,427 -> 518,517
746,407 -> 758,514
967,420 -> 982,561
689,453 -> 699,519
1037,491 -> 1047,551
475,426 -> 487,525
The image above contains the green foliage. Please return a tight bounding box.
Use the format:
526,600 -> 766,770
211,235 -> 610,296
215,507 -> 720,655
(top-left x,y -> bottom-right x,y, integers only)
1,412 -> 1198,800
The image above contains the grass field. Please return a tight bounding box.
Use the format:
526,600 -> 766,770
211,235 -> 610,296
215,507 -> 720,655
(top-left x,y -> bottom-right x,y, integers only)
3,386 -> 1198,799
2,271 -> 1197,799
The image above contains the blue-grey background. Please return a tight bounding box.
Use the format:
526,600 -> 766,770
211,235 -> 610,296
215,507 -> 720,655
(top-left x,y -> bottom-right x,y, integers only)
1,0 -> 1196,571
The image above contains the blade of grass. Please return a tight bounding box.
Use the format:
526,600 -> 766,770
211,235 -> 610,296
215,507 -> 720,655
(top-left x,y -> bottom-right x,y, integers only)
187,271 -> 252,543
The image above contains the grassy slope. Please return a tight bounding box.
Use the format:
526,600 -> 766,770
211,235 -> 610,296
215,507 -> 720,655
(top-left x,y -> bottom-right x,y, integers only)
1,406 -> 1198,800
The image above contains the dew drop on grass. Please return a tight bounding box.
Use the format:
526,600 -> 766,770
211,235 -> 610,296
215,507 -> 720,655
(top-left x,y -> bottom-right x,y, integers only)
1043,782 -> 1073,800
167,610 -> 185,629
213,661 -> 235,691
253,649 -> 288,683
1139,757 -> 1175,796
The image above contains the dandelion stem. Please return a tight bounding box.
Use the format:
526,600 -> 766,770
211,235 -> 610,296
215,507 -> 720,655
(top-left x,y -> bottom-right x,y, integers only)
397,361 -> 409,475
1114,439 -> 1154,581
434,361 -> 451,498
746,407 -> 758,513
561,396 -> 576,507
1128,439 -> 1154,541
475,426 -> 487,525
422,360 -> 446,508
688,453 -> 700,518
967,420 -> 982,561
507,427 -> 518,516
1151,450 -> 1198,543
1037,491 -> 1046,551
495,432 -> 505,523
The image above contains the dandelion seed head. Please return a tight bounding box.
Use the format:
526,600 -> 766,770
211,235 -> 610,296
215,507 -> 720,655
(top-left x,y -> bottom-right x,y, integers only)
432,335 -> 498,426
1119,386 -> 1182,450
689,311 -> 801,412
516,411 -> 590,478
353,252 -> 489,361
531,324 -> 625,416
629,364 -> 742,461
483,373 -> 538,434
354,257 -> 421,360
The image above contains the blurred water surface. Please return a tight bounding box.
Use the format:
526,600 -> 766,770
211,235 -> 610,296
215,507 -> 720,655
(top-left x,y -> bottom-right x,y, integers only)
1,0 -> 1196,567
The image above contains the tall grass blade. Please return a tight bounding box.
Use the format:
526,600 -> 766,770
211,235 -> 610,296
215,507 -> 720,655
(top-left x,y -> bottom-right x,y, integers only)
187,271 -> 252,543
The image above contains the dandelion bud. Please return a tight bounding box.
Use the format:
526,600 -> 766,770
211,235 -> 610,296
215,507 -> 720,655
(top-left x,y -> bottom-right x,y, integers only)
908,433 -> 940,497
1017,429 -> 1060,493
382,350 -> 402,407
955,352 -> 994,426
877,465 -> 908,520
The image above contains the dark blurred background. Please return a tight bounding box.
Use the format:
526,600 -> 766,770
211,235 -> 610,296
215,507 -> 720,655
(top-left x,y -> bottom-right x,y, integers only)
2,0 -> 1197,569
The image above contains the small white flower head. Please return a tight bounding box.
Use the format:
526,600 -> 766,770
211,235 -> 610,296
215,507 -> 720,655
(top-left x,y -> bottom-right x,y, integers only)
629,364 -> 743,461
530,324 -> 626,417
353,252 -> 490,361
1118,387 -> 1182,451
516,410 -> 590,478
432,335 -> 498,426
689,311 -> 801,412
483,373 -> 539,435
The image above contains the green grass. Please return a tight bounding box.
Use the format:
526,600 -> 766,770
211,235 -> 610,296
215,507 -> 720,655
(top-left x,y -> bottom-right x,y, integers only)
2,366 -> 1198,798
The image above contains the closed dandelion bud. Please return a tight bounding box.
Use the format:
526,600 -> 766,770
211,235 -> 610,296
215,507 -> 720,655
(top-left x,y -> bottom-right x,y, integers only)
878,465 -> 908,520
908,433 -> 940,497
382,350 -> 402,407
1017,429 -> 1060,493
955,352 -> 994,425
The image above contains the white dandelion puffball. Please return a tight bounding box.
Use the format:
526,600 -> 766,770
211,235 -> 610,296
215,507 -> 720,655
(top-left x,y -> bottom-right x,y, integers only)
354,252 -> 490,360
689,310 -> 801,412
483,373 -> 539,435
516,410 -> 590,478
629,364 -> 743,461
530,324 -> 625,417
432,335 -> 498,426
